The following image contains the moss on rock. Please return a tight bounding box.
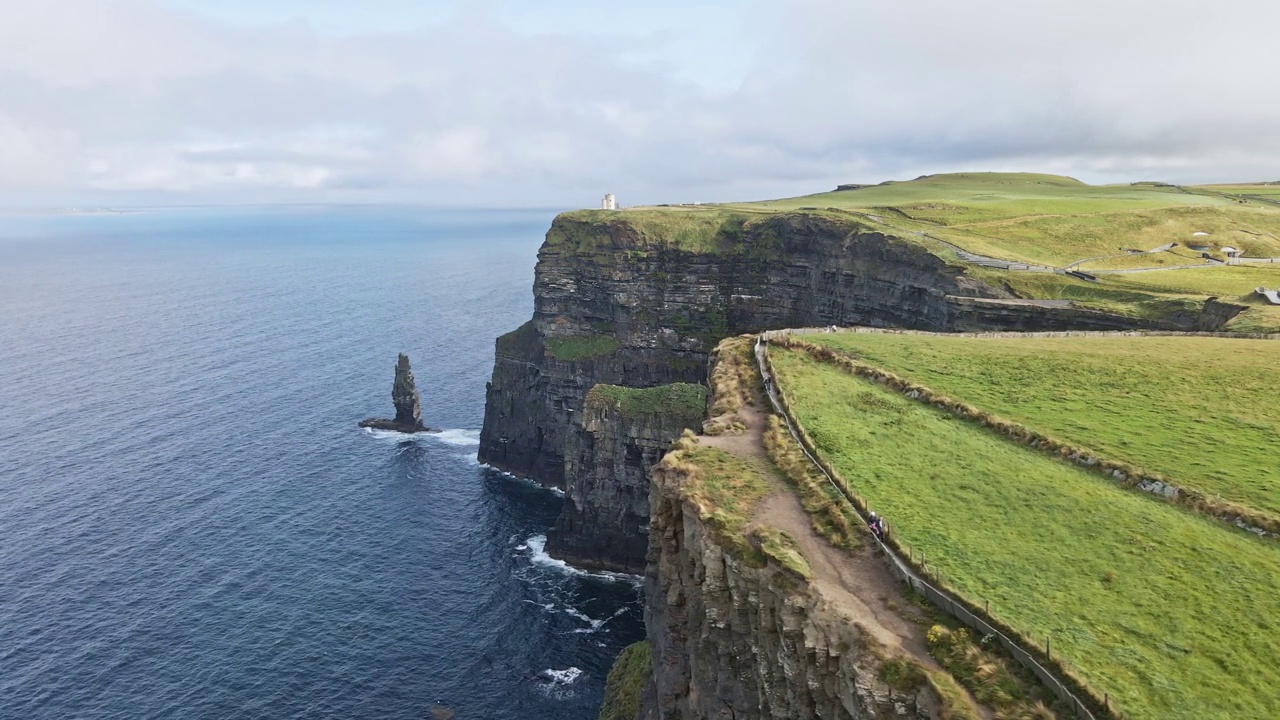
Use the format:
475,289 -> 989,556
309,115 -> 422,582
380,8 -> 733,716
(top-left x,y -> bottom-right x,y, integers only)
598,641 -> 652,720
586,383 -> 708,425
545,334 -> 620,361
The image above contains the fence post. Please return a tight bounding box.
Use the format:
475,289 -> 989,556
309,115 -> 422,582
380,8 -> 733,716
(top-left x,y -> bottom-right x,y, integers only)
985,599 -> 989,615
1046,636 -> 1051,660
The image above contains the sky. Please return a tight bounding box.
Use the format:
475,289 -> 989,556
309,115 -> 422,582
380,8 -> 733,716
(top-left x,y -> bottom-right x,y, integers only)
1,0 -> 1278,208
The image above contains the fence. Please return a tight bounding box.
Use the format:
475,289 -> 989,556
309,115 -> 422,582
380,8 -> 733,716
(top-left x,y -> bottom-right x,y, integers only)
755,334 -> 1107,720
1227,256 -> 1280,265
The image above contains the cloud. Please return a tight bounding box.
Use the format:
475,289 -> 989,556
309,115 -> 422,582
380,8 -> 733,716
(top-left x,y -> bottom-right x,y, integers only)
0,0 -> 1276,206
731,0 -> 1280,183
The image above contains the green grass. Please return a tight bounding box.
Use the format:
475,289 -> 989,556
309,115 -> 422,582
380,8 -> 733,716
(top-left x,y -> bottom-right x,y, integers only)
769,347 -> 1280,720
586,383 -> 709,424
549,207 -> 754,253
731,173 -> 1224,219
931,205 -> 1280,269
1105,265 -> 1280,297
753,527 -> 813,580
803,333 -> 1280,519
739,174 -> 1279,298
552,172 -> 1280,327
545,334 -> 620,361
598,641 -> 651,720
667,443 -> 775,561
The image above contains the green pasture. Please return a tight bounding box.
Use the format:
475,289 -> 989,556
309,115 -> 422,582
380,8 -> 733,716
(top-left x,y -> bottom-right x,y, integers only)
769,347 -> 1280,720
732,173 -> 1224,219
556,172 -> 1280,325
804,332 -> 1280,519
933,205 -> 1280,268
1106,265 -> 1280,297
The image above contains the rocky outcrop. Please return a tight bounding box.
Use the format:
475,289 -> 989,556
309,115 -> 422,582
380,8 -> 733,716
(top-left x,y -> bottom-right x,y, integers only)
546,383 -> 708,573
360,353 -> 439,433
641,459 -> 935,720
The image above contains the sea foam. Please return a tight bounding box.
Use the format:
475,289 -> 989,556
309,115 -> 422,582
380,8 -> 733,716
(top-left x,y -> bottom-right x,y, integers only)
523,535 -> 642,585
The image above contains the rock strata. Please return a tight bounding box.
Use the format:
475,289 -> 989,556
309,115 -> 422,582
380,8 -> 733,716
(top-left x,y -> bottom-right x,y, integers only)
546,383 -> 707,573
639,459 -> 934,720
478,211 -> 1207,568
479,211 -> 1219,490
360,353 -> 440,433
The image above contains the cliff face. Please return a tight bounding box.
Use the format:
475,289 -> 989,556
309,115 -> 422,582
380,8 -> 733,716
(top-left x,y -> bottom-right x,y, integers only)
478,210 -> 1222,570
640,459 -> 934,720
479,212 -> 997,487
547,384 -> 707,573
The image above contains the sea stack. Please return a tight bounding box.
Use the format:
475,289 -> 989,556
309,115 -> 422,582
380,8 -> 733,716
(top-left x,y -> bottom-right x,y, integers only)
360,353 -> 439,433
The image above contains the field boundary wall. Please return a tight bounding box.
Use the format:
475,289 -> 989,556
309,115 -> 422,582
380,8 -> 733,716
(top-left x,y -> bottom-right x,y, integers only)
757,333 -> 1136,719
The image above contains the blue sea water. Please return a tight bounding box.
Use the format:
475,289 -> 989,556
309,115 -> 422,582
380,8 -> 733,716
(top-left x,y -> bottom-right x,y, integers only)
0,207 -> 643,720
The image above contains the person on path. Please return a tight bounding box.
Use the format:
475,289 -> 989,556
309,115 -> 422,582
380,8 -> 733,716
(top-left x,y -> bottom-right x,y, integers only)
869,511 -> 886,539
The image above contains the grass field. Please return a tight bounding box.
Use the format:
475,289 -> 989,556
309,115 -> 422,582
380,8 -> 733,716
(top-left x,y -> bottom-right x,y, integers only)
1105,265 -> 1280,296
555,172 -> 1280,330
769,347 -> 1280,720
803,332 -> 1280,519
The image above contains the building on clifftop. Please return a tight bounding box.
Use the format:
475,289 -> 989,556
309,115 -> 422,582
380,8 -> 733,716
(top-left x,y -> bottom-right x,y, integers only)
601,193 -> 617,210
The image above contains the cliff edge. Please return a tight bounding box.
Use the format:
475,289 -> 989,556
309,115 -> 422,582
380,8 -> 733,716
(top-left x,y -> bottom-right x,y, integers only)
478,207 -> 1196,571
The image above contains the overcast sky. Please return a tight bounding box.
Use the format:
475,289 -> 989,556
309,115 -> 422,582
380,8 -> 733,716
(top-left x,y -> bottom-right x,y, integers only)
1,0 -> 1277,207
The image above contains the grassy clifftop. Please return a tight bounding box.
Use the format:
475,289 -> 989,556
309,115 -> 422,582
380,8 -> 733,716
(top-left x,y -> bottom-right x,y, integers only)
550,173 -> 1280,331
802,332 -> 1280,518
769,333 -> 1280,719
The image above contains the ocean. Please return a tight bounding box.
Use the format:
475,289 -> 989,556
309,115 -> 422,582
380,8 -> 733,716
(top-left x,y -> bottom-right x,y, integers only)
0,207 -> 643,719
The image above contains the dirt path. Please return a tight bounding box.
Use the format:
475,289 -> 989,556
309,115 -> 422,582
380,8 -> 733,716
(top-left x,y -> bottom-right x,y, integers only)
701,400 -> 937,663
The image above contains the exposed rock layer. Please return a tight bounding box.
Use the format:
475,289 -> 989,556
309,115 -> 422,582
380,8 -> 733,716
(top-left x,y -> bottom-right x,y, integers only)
478,212 -> 1235,567
546,385 -> 706,573
639,461 -> 934,719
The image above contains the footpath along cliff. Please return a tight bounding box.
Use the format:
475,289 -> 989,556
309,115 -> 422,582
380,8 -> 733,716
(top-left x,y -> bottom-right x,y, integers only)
477,208 -> 1229,572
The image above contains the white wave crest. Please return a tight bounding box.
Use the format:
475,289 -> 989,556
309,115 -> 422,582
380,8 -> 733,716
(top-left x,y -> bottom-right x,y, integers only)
535,666 -> 583,700
540,667 -> 582,685
362,427 -> 480,446
523,535 -> 642,585
362,427 -> 419,441
482,465 -> 565,497
433,428 -> 481,446
569,605 -> 631,634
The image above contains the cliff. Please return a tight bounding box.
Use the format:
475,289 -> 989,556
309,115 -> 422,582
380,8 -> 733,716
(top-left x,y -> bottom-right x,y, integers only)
480,211 -> 991,486
547,383 -> 708,573
478,209 -> 1211,568
633,435 -> 948,720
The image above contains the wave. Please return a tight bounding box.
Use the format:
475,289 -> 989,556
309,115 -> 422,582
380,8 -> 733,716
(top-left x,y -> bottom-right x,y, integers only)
539,667 -> 582,685
362,427 -> 480,446
523,535 -> 642,585
535,666 -> 583,699
433,428 -> 481,446
568,605 -> 632,634
482,465 -> 566,497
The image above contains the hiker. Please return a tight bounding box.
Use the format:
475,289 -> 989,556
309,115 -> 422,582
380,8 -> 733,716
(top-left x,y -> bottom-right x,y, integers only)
869,511 -> 886,539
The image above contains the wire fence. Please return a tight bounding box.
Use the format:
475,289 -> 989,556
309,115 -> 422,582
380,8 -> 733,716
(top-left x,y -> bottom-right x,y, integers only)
755,333 -> 1106,720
